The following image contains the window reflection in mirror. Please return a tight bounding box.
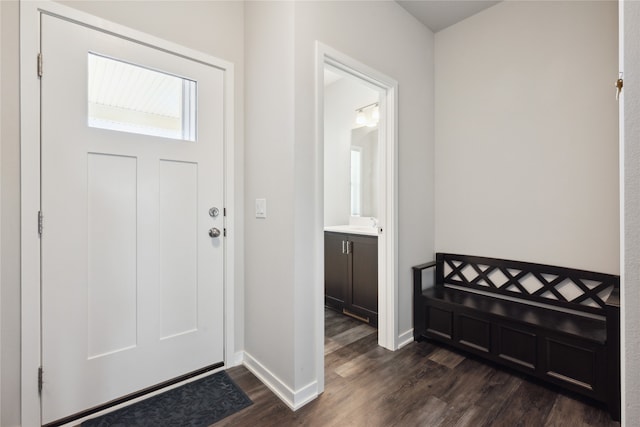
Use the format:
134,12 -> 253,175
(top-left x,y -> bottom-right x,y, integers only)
350,147 -> 362,216
350,127 -> 378,218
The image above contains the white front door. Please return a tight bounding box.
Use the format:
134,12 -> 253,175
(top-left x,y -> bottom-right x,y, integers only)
40,14 -> 225,424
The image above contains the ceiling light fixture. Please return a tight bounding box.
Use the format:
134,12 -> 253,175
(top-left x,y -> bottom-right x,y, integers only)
354,102 -> 379,128
371,105 -> 380,121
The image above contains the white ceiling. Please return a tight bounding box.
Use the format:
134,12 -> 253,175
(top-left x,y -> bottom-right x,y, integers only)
396,0 -> 500,33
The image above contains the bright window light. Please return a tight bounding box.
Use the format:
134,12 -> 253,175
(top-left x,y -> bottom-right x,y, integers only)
351,147 -> 362,216
88,53 -> 196,141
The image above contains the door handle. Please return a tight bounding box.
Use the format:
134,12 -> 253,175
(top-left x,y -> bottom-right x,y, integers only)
208,227 -> 221,238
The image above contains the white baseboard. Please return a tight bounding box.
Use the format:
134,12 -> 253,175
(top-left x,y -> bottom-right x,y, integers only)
397,329 -> 414,349
230,351 -> 244,367
292,380 -> 319,409
242,351 -> 318,410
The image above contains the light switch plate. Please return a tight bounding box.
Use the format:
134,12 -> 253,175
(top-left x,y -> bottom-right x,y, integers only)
255,198 -> 266,219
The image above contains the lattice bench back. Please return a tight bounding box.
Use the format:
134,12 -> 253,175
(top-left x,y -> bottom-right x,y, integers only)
436,253 -> 620,316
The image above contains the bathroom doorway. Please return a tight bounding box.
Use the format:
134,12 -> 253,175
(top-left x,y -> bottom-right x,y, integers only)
316,43 -> 398,383
323,64 -> 381,329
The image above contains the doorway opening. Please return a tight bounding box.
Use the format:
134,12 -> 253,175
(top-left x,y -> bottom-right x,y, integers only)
323,64 -> 381,329
315,42 -> 398,393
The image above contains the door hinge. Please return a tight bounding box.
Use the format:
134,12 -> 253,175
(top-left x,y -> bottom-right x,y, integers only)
616,73 -> 624,100
37,53 -> 43,78
38,366 -> 43,394
38,211 -> 43,236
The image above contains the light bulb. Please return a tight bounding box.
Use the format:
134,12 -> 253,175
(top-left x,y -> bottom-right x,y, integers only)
355,110 -> 366,126
372,106 -> 380,121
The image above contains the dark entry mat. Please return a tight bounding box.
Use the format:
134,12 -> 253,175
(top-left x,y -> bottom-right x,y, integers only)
82,371 -> 252,426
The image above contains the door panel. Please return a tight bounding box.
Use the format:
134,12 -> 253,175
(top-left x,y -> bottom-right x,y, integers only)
159,160 -> 198,339
87,153 -> 138,358
41,14 -> 224,423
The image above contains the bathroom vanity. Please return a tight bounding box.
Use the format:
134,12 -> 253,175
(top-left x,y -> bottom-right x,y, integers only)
324,226 -> 378,326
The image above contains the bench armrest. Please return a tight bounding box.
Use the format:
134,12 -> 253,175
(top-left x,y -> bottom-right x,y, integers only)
413,261 -> 437,271
412,261 -> 436,297
606,286 -> 620,308
412,261 -> 436,341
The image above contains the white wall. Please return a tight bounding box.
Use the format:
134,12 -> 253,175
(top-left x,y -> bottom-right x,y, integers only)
1,2 -> 20,425
243,0 -> 434,406
435,1 -> 619,274
324,77 -> 378,226
622,1 -> 640,423
1,2 -> 245,424
244,0 -> 297,393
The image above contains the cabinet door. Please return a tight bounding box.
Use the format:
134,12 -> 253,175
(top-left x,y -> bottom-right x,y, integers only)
349,235 -> 378,325
325,232 -> 348,310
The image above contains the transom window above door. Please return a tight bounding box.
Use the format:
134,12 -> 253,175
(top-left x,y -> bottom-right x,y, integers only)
88,53 -> 197,141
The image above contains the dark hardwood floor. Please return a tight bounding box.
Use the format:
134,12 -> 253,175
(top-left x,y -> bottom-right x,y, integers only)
220,308 -> 619,426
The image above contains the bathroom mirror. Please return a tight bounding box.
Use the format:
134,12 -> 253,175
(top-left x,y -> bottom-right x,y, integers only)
350,126 -> 378,217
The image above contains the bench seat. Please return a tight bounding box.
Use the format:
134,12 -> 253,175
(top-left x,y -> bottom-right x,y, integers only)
422,286 -> 606,343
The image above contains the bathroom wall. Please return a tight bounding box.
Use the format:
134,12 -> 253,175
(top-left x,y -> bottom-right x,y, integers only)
324,76 -> 378,227
435,1 -> 619,274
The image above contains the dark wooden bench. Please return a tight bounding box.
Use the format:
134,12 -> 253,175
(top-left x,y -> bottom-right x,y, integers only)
413,253 -> 620,420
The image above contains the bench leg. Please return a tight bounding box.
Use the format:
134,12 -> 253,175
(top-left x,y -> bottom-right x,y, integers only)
606,297 -> 621,421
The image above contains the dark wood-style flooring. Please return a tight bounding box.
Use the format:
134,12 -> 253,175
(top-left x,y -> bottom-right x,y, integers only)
220,308 -> 619,426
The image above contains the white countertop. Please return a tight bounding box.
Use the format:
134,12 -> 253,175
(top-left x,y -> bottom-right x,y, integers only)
324,224 -> 378,237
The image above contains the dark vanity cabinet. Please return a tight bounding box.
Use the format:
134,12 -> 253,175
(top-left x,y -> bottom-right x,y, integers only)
324,231 -> 378,326
324,232 -> 348,310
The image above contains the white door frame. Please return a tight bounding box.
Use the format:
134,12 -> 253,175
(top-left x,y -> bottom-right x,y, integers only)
19,2 -> 235,425
315,42 -> 399,389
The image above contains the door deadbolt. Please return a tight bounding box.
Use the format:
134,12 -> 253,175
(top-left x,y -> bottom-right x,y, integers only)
209,207 -> 220,217
208,227 -> 221,238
